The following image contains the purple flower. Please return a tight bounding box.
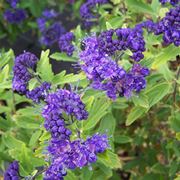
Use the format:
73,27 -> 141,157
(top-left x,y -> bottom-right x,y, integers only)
4,8 -> 26,24
80,0 -> 108,28
42,89 -> 88,139
159,0 -> 179,6
40,23 -> 65,46
37,17 -> 46,32
58,32 -> 75,56
26,82 -> 51,103
6,0 -> 19,8
45,133 -> 109,179
79,35 -> 150,99
42,9 -> 58,19
152,6 -> 180,46
4,161 -> 20,180
12,52 -> 39,94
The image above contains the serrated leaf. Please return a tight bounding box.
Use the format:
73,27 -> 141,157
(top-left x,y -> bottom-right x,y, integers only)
83,98 -> 111,130
126,106 -> 147,126
2,133 -> 25,149
126,0 -> 155,15
152,45 -> 180,68
52,72 -> 86,85
37,50 -> 54,81
98,150 -> 122,169
50,52 -> 77,62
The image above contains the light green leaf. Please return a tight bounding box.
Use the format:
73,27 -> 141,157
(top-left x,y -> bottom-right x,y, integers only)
64,170 -> 78,180
98,150 -> 122,169
0,64 -> 9,82
106,21 -> 113,30
132,94 -> 149,108
50,52 -> 77,62
83,98 -> 111,130
126,0 -> 155,15
2,133 -> 25,149
126,106 -> 147,126
152,45 -> 180,68
37,50 -> 54,81
29,130 -> 42,147
146,82 -> 171,107
52,72 -> 86,85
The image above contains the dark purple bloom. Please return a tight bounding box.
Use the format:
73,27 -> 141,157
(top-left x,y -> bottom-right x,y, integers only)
58,32 -> 75,56
45,133 -> 109,179
37,17 -> 46,32
153,6 -> 180,46
79,35 -> 150,99
13,52 -> 39,94
6,0 -> 19,8
80,0 -> 108,28
3,8 -> 26,24
42,89 -> 88,139
42,9 -> 58,19
159,0 -> 179,6
4,161 -> 20,180
26,82 -> 51,103
40,23 -> 65,46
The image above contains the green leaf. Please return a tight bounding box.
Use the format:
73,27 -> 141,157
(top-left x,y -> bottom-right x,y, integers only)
37,50 -> 54,81
64,170 -> 78,180
0,64 -> 9,82
132,94 -> 149,108
125,0 -> 155,15
52,72 -> 86,85
29,130 -> 42,147
146,82 -> 171,107
98,150 -> 122,169
114,135 -> 132,144
2,133 -> 25,149
50,52 -> 77,62
83,98 -> 111,130
106,21 -> 113,30
110,0 -> 121,5
126,106 -> 147,126
98,113 -> 116,136
152,45 -> 180,68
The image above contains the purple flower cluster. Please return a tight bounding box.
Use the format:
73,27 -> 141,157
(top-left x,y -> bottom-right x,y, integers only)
58,32 -> 75,56
80,36 -> 149,99
26,82 -> 51,103
3,8 -> 26,24
42,89 -> 88,139
4,161 -> 20,180
45,133 -> 109,179
6,0 -> 19,8
154,6 -> 180,46
40,22 -> 65,46
80,0 -> 108,28
37,10 -> 65,46
12,52 -> 39,94
159,0 -> 179,6
98,27 -> 145,62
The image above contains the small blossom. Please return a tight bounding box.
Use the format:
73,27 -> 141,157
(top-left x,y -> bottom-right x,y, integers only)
4,8 -> 26,24
4,161 -> 20,180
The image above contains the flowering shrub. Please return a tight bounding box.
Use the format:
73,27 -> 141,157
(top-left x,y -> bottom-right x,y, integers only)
0,0 -> 180,180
